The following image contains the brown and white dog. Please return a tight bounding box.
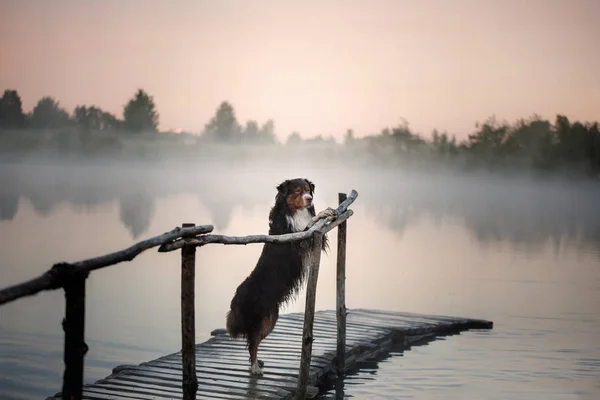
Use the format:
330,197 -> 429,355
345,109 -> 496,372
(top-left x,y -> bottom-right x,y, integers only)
225,178 -> 336,375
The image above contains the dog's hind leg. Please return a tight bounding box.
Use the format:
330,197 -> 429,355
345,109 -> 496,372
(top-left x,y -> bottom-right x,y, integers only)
248,334 -> 263,376
255,310 -> 279,368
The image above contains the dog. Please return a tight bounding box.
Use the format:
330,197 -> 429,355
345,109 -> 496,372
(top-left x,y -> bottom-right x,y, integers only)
225,178 -> 337,376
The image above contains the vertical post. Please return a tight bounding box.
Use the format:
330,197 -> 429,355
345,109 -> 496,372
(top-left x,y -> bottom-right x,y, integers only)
335,193 -> 348,376
181,223 -> 198,400
295,231 -> 324,400
334,378 -> 346,400
61,270 -> 89,400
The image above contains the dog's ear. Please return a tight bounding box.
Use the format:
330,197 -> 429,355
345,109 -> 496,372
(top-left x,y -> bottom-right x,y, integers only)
305,179 -> 315,194
276,180 -> 290,194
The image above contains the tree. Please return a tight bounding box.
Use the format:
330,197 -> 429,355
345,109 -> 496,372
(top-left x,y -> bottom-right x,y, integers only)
203,101 -> 241,142
588,122 -> 600,171
432,129 -> 440,145
466,116 -> 509,158
389,122 -> 423,153
101,111 -> 121,130
0,89 -> 25,128
448,135 -> 459,155
503,116 -> 554,166
257,119 -> 276,144
123,89 -> 159,132
242,118 -> 277,144
74,105 -> 121,131
286,131 -> 303,145
29,96 -> 70,129
344,129 -> 355,145
74,105 -> 102,130
242,120 -> 260,142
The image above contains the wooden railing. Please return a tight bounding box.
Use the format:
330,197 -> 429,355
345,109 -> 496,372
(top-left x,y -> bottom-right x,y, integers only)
0,189 -> 358,400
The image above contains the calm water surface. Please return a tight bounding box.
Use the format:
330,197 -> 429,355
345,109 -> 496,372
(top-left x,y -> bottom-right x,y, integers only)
0,162 -> 599,399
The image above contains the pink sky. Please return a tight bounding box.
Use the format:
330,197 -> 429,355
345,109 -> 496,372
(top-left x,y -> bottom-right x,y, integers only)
1,0 -> 599,140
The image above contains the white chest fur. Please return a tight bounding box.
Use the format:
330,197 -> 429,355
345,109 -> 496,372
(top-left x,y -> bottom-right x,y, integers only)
287,208 -> 312,232
286,208 -> 314,273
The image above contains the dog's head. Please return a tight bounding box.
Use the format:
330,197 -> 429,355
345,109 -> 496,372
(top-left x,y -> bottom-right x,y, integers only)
276,178 -> 315,212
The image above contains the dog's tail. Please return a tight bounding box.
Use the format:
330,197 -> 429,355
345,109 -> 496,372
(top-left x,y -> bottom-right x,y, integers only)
226,306 -> 246,339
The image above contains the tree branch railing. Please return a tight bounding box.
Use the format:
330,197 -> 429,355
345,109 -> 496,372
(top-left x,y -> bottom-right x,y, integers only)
0,189 -> 358,400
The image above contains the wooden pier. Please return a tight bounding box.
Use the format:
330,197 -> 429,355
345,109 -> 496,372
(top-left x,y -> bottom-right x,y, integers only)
46,309 -> 493,400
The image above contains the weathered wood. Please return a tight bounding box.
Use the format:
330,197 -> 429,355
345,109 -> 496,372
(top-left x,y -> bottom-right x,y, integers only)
295,232 -> 324,400
157,191 -> 358,253
180,223 -> 198,400
333,189 -> 358,216
48,309 -> 493,400
0,224 -> 214,305
335,192 -> 348,377
61,268 -> 89,400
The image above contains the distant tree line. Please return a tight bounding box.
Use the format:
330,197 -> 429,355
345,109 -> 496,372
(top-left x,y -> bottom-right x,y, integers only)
0,88 -> 159,133
1,87 -> 599,175
349,114 -> 600,174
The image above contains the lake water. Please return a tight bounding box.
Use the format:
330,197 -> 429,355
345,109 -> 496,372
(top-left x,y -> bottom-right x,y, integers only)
0,161 -> 599,400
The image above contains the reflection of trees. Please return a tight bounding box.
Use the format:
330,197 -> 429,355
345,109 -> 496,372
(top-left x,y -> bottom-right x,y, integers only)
0,193 -> 19,220
373,204 -> 421,239
200,196 -> 234,232
365,178 -> 600,254
0,165 -> 163,238
118,190 -> 155,239
196,187 -> 265,232
5,171 -> 115,217
29,191 -> 63,217
194,172 -> 272,232
3,163 -> 600,255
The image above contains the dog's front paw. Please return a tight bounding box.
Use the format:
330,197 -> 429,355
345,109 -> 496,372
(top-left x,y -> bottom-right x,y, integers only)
317,207 -> 338,220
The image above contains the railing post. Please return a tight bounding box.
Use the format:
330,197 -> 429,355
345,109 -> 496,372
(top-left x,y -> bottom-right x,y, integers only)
335,192 -> 348,376
295,231 -> 324,400
61,268 -> 89,400
181,223 -> 198,400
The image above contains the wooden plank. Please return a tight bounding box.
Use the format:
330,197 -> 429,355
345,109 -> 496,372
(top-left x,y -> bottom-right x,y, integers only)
88,381 -> 283,400
270,318 -> 384,339
112,363 -> 301,387
199,340 -> 337,354
145,359 -> 319,380
149,357 -> 324,375
352,309 -> 494,328
99,377 -> 291,399
111,368 -> 299,395
49,309 -> 493,400
271,314 -> 356,331
198,341 -> 336,355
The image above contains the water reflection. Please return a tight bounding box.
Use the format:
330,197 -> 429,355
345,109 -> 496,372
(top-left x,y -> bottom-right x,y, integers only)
317,341 -> 407,399
200,192 -> 236,232
1,163 -> 599,400
118,190 -> 155,238
2,164 -> 599,256
0,194 -> 18,221
364,178 -> 600,255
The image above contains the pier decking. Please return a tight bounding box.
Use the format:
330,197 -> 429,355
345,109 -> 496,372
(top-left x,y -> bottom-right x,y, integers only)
47,309 -> 493,400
